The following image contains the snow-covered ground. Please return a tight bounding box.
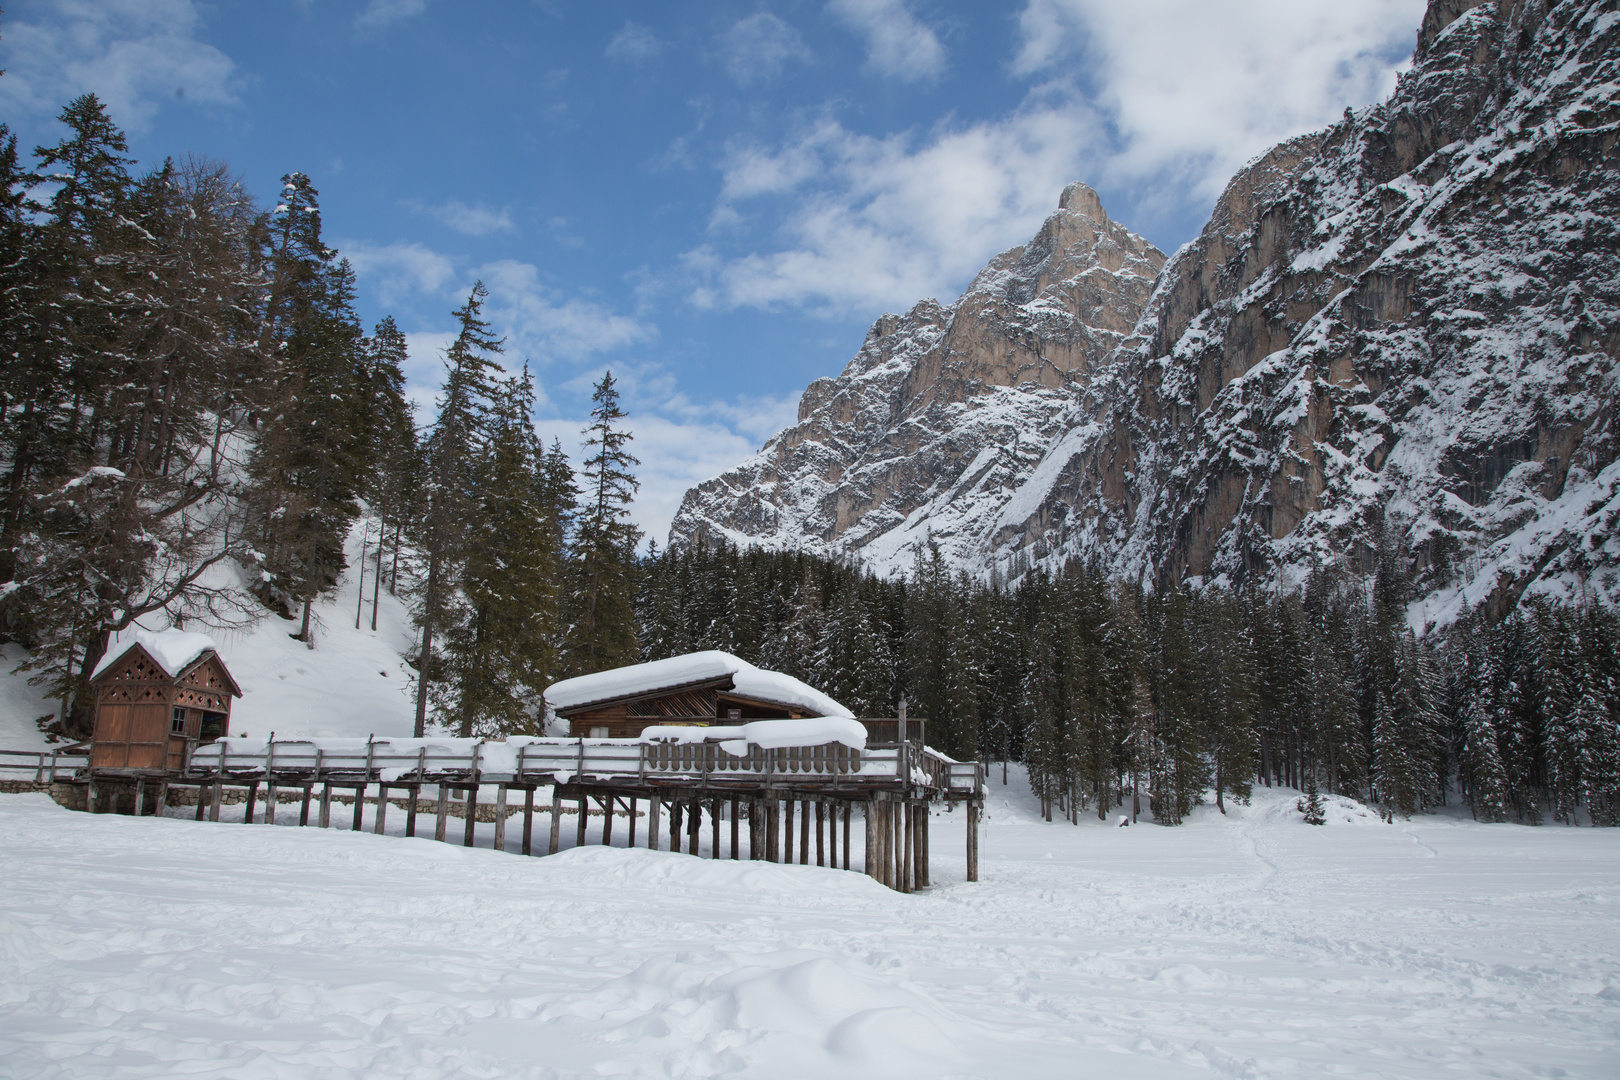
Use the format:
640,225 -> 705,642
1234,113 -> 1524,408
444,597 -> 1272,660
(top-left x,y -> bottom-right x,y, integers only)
4,769 -> 1618,1078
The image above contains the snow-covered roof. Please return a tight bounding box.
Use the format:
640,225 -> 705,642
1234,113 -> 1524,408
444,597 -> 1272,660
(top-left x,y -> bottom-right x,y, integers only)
640,716 -> 867,751
544,651 -> 852,718
91,629 -> 228,684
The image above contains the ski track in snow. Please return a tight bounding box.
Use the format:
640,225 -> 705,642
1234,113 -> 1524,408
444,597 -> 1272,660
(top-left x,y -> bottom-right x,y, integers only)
3,771 -> 1619,1079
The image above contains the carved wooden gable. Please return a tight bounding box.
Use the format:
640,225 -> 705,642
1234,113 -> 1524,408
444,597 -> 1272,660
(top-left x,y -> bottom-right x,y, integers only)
94,646 -> 174,706
174,655 -> 237,712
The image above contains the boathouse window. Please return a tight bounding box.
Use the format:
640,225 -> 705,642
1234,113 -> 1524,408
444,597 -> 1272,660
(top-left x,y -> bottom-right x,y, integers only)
590,725 -> 610,738
171,707 -> 187,734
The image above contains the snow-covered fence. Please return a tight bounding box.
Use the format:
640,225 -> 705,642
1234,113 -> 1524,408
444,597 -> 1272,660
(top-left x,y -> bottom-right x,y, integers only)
0,746 -> 90,786
181,735 -> 983,799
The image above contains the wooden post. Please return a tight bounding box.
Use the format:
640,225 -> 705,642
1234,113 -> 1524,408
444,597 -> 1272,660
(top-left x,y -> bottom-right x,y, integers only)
244,780 -> 259,825
710,798 -> 721,859
783,798 -> 794,864
576,793 -> 588,849
799,798 -> 810,865
263,781 -> 276,826
299,784 -> 313,827
688,797 -> 701,856
134,778 -> 147,818
87,776 -> 99,815
903,802 -> 914,892
843,803 -> 851,871
827,801 -> 836,868
405,786 -> 419,838
353,783 -> 367,832
601,795 -> 614,847
522,787 -> 535,855
670,799 -> 682,853
319,781 -> 333,829
730,797 -> 740,860
374,784 -> 390,834
493,784 -> 508,851
434,784 -> 450,842
896,800 -> 908,891
648,794 -> 661,851
548,785 -> 563,855
864,798 -> 876,878
458,785 -> 477,847
966,800 -> 980,882
815,801 -> 825,867
917,803 -> 930,887
766,799 -> 779,862
195,781 -> 209,822
627,796 -> 637,848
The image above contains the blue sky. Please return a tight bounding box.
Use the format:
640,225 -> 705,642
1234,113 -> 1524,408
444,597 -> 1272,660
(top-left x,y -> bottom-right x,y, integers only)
0,0 -> 1425,544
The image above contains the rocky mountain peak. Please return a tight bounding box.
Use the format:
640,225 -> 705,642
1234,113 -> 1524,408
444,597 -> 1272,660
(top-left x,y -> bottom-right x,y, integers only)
675,0 -> 1620,622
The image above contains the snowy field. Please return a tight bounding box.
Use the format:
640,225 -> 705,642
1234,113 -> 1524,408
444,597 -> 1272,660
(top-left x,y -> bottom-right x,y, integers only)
4,771 -> 1619,1079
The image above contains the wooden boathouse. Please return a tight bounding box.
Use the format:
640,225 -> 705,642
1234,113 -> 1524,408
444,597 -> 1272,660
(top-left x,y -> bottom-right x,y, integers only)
85,630 -> 240,814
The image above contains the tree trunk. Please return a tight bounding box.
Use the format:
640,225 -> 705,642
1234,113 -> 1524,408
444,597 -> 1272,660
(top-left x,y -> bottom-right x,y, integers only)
414,546 -> 441,738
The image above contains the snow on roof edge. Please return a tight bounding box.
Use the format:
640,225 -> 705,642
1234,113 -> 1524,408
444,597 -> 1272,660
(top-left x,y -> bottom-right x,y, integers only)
91,629 -> 223,682
544,650 -> 851,718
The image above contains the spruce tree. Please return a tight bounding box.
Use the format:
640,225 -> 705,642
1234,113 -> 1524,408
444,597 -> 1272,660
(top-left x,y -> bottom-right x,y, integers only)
413,282 -> 503,735
562,371 -> 641,675
1460,698 -> 1510,823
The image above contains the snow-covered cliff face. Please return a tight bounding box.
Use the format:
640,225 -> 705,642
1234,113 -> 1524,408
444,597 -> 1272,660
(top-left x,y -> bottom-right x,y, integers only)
669,182 -> 1165,573
673,0 -> 1620,622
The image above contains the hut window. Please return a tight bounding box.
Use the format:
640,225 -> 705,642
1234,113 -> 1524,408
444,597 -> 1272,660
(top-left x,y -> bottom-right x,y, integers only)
200,712 -> 226,738
589,725 -> 610,739
727,708 -> 741,720
171,707 -> 187,734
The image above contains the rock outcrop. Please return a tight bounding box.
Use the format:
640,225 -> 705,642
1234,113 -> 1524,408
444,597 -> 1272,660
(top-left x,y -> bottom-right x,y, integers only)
673,0 -> 1620,622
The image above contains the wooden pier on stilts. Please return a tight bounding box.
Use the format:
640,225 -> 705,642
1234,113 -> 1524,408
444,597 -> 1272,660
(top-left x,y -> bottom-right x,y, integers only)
159,731 -> 984,891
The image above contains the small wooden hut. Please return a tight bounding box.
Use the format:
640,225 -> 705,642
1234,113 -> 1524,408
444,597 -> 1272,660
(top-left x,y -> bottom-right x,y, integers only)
89,631 -> 241,777
545,651 -> 848,738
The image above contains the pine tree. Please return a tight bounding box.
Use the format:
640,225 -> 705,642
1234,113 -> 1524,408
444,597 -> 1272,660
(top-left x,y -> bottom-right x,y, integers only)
1298,769 -> 1326,825
445,367 -> 559,736
562,371 -> 641,675
412,282 -> 503,735
1459,698 -> 1510,823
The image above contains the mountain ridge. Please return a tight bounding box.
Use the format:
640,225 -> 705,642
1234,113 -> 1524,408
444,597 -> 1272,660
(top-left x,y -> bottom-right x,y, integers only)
672,0 -> 1620,622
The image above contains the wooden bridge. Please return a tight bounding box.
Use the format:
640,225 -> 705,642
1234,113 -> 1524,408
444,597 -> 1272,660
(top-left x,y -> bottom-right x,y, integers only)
6,735 -> 985,892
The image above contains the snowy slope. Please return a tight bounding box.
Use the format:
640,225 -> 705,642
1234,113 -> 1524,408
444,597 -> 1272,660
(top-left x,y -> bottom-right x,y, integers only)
0,516 -> 422,751
3,771 -> 1618,1078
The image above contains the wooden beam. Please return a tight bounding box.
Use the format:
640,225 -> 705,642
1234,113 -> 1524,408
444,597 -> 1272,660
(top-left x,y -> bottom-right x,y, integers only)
548,785 -> 562,855
730,797 -> 740,860
648,794 -> 661,851
521,787 -> 535,855
815,800 -> 825,867
434,784 -> 450,842
842,803 -> 851,871
299,784 -> 313,827
575,793 -> 588,849
799,798 -> 810,865
352,783 -> 366,832
493,784 -> 508,852
244,780 -> 259,825
319,781 -> 332,829
374,785 -> 389,835
783,798 -> 794,864
405,785 -> 419,838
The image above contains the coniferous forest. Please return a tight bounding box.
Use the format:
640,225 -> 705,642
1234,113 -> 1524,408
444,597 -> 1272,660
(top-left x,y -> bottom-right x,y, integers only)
3,95 -> 1618,828
0,97 -> 641,743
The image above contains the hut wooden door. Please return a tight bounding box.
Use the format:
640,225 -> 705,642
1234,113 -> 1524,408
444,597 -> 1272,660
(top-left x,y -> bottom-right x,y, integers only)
90,703 -> 168,770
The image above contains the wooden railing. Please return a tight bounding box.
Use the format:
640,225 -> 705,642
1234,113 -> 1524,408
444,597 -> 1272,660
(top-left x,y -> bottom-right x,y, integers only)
0,745 -> 89,784
177,736 -> 982,798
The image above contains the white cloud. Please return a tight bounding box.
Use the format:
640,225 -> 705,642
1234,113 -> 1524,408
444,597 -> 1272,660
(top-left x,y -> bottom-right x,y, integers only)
0,0 -> 240,133
1012,0 -> 1425,202
688,102 -> 1103,314
341,240 -> 461,307
718,13 -> 812,86
605,21 -> 664,64
425,199 -> 515,236
690,0 -> 1424,315
827,0 -> 945,82
356,0 -> 428,29
476,260 -> 655,364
